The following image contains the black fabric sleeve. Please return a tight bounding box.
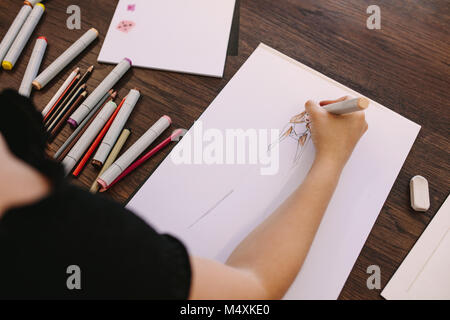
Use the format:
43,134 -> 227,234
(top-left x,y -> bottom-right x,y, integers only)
0,185 -> 191,300
0,90 -> 191,299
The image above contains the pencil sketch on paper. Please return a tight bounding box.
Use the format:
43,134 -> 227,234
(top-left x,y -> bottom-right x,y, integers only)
190,110 -> 313,229
268,110 -> 312,166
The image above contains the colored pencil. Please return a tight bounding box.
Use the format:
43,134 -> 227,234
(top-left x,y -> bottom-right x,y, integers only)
44,65 -> 93,127
43,73 -> 80,122
72,97 -> 126,177
50,91 -> 87,138
41,67 -> 79,117
46,84 -> 87,132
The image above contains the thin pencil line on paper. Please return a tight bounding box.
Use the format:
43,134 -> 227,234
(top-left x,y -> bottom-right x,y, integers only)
188,189 -> 235,229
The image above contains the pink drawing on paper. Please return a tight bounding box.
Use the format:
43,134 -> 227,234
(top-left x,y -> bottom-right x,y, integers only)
127,4 -> 136,12
117,20 -> 136,33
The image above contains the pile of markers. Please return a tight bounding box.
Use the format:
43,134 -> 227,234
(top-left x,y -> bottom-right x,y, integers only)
1,1 -> 183,193
42,58 -> 181,193
1,0 -> 99,96
0,0 -> 46,97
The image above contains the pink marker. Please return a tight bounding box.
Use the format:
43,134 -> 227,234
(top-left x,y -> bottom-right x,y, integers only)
97,115 -> 172,189
101,129 -> 183,192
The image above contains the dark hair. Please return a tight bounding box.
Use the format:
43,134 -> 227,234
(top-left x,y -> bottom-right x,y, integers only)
0,89 -> 64,184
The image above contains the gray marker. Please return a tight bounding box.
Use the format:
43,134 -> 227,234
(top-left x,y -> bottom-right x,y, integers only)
92,89 -> 140,167
0,2 -> 33,63
68,58 -> 132,127
2,3 -> 45,70
62,101 -> 117,174
97,116 -> 171,189
18,36 -> 46,97
32,28 -> 98,90
322,97 -> 369,115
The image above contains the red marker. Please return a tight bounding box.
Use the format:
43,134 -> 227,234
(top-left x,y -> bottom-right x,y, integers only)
71,97 -> 126,177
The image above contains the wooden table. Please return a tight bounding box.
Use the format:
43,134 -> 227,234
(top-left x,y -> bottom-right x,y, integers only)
0,0 -> 448,300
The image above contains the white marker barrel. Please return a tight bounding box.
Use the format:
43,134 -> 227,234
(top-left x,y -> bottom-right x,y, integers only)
28,0 -> 41,6
68,58 -> 132,127
322,98 -> 369,115
41,68 -> 79,117
98,116 -> 171,188
18,36 -> 46,97
32,28 -> 98,90
2,3 -> 45,70
0,3 -> 32,63
93,89 -> 140,166
53,91 -> 110,160
62,101 -> 117,174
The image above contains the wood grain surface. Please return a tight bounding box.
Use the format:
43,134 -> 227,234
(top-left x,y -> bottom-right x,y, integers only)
0,0 -> 448,300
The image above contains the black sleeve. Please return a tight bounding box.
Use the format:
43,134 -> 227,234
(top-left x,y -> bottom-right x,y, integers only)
73,195 -> 193,300
0,186 -> 192,300
0,90 -> 190,299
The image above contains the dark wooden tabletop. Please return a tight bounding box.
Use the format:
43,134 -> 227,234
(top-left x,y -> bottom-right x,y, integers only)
0,0 -> 448,300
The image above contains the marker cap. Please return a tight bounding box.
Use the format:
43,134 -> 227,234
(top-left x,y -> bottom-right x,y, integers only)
36,3 -> 45,11
67,118 -> 78,128
32,80 -> 42,90
90,28 -> 99,36
357,98 -> 370,110
2,61 -> 13,70
124,57 -> 133,66
163,115 -> 172,124
97,178 -> 108,189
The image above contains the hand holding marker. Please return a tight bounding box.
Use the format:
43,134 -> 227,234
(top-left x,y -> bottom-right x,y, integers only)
321,97 -> 369,114
97,98 -> 368,190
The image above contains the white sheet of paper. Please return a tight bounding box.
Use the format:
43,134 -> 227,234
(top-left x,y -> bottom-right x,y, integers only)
382,195 -> 450,300
127,44 -> 421,299
98,0 -> 236,77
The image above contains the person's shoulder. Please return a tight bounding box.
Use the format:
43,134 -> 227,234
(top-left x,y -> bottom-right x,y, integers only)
58,183 -> 156,230
62,184 -> 122,211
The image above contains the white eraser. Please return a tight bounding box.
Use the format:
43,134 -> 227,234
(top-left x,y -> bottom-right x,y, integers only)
410,175 -> 430,212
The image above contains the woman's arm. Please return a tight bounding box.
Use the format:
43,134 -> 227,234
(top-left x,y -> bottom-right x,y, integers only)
189,97 -> 368,299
